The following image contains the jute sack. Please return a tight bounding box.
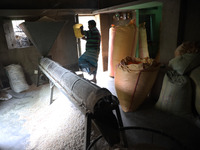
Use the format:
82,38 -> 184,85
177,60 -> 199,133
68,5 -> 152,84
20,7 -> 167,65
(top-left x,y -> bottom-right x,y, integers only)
138,22 -> 149,58
156,70 -> 192,117
115,57 -> 160,112
108,20 -> 138,77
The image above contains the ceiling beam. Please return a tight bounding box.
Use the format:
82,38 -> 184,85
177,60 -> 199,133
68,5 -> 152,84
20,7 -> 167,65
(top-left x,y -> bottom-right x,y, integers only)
0,9 -> 95,18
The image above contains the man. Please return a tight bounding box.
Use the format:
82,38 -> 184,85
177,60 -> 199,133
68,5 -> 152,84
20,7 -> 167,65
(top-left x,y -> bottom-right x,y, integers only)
78,20 -> 101,83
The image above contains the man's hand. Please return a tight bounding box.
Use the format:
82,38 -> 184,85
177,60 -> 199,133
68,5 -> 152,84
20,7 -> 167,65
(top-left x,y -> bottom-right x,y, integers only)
80,26 -> 83,32
80,25 -> 84,36
82,36 -> 86,40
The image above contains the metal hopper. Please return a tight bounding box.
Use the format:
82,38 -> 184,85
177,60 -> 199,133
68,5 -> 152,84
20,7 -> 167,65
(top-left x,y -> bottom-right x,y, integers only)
19,19 -> 65,56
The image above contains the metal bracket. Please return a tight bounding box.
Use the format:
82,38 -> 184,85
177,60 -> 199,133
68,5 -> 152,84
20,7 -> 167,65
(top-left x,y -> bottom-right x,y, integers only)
36,65 -> 41,87
85,104 -> 128,150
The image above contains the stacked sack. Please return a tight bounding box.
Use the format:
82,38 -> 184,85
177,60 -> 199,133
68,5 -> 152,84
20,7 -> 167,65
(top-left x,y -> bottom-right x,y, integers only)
108,20 -> 138,77
156,41 -> 200,118
115,56 -> 160,112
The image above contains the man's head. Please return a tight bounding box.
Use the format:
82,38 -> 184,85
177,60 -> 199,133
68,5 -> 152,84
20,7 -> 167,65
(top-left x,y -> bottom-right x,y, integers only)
88,20 -> 96,29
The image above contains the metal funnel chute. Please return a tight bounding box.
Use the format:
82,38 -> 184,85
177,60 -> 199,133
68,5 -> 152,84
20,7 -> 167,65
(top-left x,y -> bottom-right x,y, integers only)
19,20 -> 65,56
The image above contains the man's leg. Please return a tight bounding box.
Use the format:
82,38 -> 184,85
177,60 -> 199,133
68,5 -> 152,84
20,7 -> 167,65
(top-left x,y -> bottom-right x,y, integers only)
89,66 -> 97,83
91,73 -> 97,83
79,56 -> 98,83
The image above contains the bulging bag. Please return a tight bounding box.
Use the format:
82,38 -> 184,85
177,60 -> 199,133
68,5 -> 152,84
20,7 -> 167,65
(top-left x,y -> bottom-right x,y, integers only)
115,56 -> 160,112
5,64 -> 29,93
108,20 -> 138,77
156,70 -> 192,117
139,22 -> 149,58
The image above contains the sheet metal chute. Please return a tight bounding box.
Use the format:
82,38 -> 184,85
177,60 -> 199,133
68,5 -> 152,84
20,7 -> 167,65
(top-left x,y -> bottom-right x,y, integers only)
19,19 -> 65,57
39,57 -> 113,114
39,57 -> 127,149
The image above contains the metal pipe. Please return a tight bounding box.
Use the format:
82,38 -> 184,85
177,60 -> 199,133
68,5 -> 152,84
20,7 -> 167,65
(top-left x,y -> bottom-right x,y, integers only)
39,57 -> 122,148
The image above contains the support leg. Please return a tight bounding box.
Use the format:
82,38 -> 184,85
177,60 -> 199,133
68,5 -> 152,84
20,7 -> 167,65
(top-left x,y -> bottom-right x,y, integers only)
84,113 -> 92,150
36,66 -> 41,87
115,105 -> 128,148
50,81 -> 54,104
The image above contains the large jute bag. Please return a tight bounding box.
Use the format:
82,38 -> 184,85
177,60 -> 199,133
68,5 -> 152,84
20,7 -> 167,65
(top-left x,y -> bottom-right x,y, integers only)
115,57 -> 160,112
138,23 -> 149,58
108,20 -> 138,77
156,71 -> 193,117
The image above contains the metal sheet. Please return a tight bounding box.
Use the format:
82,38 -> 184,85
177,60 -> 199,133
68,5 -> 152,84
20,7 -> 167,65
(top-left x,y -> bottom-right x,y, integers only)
20,21 -> 65,56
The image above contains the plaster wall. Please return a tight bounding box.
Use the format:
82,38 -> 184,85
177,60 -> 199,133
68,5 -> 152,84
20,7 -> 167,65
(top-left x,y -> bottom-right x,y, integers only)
157,0 -> 181,64
183,0 -> 200,41
99,14 -> 112,71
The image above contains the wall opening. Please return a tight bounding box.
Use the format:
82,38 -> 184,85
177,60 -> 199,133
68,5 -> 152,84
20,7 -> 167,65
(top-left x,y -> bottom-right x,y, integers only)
78,15 -> 95,55
3,19 -> 33,49
78,15 -> 103,73
12,20 -> 32,48
12,20 -> 33,48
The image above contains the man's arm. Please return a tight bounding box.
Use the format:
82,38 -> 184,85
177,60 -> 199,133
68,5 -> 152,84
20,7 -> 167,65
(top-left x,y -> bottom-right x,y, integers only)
80,26 -> 86,40
80,26 -> 84,35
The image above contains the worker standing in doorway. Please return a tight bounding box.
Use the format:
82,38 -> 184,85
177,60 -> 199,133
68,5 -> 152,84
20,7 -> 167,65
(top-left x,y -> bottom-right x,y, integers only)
78,20 -> 101,83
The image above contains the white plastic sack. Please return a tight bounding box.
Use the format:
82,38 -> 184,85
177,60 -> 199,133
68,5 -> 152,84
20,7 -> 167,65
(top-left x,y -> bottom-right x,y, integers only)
5,64 -> 29,93
156,71 -> 192,117
169,53 -> 200,75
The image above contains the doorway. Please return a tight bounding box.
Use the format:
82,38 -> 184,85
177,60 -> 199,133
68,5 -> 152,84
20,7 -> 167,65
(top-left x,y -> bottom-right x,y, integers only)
78,15 -> 103,73
78,15 -> 95,55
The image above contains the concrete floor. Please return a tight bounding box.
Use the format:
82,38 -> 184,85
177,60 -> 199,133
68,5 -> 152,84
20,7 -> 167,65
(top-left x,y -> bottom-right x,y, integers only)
0,71 -> 200,150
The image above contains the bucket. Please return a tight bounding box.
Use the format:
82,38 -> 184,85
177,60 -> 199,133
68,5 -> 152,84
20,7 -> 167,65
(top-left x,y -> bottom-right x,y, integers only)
73,24 -> 84,38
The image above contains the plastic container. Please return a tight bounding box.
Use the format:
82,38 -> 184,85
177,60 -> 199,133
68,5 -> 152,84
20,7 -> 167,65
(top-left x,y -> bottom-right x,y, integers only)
73,24 -> 84,38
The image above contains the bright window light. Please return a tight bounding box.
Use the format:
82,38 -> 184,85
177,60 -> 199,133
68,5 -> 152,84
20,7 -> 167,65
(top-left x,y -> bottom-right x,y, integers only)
12,20 -> 25,37
12,20 -> 32,48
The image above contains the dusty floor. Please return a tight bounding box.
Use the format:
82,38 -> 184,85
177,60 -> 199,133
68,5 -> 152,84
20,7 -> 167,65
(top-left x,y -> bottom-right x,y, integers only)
0,71 -> 200,150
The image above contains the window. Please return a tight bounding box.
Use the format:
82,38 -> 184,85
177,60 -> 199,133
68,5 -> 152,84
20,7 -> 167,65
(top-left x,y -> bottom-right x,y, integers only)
3,20 -> 32,49
12,20 -> 32,48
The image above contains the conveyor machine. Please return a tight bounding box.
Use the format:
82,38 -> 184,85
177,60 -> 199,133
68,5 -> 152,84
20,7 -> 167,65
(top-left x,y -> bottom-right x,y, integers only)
19,19 -> 127,149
